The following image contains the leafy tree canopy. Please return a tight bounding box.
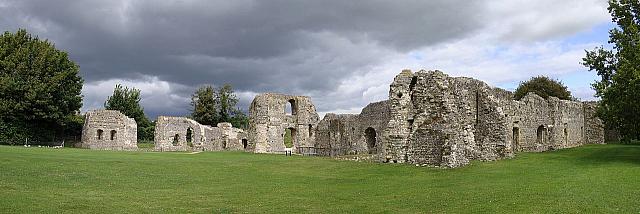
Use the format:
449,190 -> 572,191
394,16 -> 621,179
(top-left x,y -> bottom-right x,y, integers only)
191,84 -> 248,129
191,85 -> 218,126
0,29 -> 83,142
583,0 -> 640,141
513,76 -> 573,101
104,84 -> 152,140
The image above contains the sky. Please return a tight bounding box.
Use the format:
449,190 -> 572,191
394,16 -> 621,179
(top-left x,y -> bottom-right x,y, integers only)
0,0 -> 614,119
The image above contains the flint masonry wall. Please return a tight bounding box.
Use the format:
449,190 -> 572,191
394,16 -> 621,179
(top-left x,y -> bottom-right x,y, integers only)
314,100 -> 391,156
248,93 -> 319,153
218,122 -> 250,151
154,116 -> 247,152
383,70 -> 605,167
81,110 -> 137,150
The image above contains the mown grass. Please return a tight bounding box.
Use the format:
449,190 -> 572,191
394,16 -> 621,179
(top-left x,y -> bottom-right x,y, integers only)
0,144 -> 639,213
136,141 -> 155,149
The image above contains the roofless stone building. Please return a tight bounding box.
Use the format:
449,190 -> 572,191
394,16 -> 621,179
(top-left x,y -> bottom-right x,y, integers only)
80,110 -> 137,150
247,69 -> 605,167
80,69 -> 604,168
154,116 -> 247,152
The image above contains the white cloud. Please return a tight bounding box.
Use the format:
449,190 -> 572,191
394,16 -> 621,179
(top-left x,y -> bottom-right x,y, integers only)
2,0 -> 612,116
485,0 -> 609,42
81,76 -> 191,118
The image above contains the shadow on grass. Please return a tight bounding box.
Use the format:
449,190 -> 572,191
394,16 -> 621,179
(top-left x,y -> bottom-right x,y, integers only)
574,144 -> 640,165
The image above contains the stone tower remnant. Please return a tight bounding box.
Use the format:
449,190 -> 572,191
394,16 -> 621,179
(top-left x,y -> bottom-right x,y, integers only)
248,93 -> 319,154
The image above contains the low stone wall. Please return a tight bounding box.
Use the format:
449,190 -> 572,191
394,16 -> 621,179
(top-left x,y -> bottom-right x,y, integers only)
314,100 -> 391,156
154,116 -> 247,152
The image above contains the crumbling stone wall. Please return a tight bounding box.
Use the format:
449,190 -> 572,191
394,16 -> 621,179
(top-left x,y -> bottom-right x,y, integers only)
314,101 -> 391,156
218,122 -> 249,151
81,110 -> 137,150
382,70 -> 605,167
583,101 -> 605,145
154,117 -> 247,152
248,93 -> 319,153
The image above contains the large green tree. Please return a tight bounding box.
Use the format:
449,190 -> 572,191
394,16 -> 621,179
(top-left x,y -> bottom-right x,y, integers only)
583,0 -> 640,141
104,84 -> 153,141
0,29 -> 83,143
513,76 -> 573,101
191,85 -> 218,126
191,84 -> 248,128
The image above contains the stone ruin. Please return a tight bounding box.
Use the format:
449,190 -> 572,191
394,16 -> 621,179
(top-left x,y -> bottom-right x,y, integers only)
247,93 -> 319,153
382,70 -> 604,167
154,116 -> 247,152
80,110 -> 137,150
313,70 -> 604,167
314,101 -> 391,156
246,70 -> 605,167
80,69 -> 606,168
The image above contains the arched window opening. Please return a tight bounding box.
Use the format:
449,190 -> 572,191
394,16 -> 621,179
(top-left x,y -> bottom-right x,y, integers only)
283,128 -> 296,148
186,128 -> 193,143
308,124 -> 313,137
172,134 -> 180,146
242,139 -> 248,149
537,125 -> 546,144
512,127 -> 520,152
285,99 -> 297,115
97,129 -> 104,140
110,130 -> 117,141
365,127 -> 377,154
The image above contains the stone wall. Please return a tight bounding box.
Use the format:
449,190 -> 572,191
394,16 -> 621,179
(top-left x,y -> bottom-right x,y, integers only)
583,101 -> 606,144
81,110 -> 137,150
154,116 -> 247,152
218,122 -> 249,151
314,100 -> 391,156
248,93 -> 319,153
382,70 -> 605,167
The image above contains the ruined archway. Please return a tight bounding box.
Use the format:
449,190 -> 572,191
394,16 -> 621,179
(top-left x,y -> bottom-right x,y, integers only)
286,99 -> 297,115
283,127 -> 296,148
512,127 -> 519,152
537,125 -> 546,144
365,127 -> 377,154
110,130 -> 117,141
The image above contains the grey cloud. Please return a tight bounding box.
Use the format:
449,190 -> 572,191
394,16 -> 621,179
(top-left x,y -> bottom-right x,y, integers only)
0,0 -> 607,118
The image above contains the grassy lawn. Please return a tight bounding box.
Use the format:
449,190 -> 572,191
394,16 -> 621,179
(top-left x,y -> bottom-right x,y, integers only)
0,144 -> 639,213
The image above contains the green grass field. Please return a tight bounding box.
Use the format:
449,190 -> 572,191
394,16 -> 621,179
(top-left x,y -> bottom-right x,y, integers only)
1,144 -> 639,213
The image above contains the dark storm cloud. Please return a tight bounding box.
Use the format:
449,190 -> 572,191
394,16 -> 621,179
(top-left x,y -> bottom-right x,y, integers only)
0,0 -> 487,117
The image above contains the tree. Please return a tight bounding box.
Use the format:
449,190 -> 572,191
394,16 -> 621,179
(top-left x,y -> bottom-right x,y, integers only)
583,0 -> 640,141
191,84 -> 248,128
0,29 -> 83,143
191,85 -> 218,126
104,84 -> 152,140
513,76 -> 573,101
217,84 -> 248,128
